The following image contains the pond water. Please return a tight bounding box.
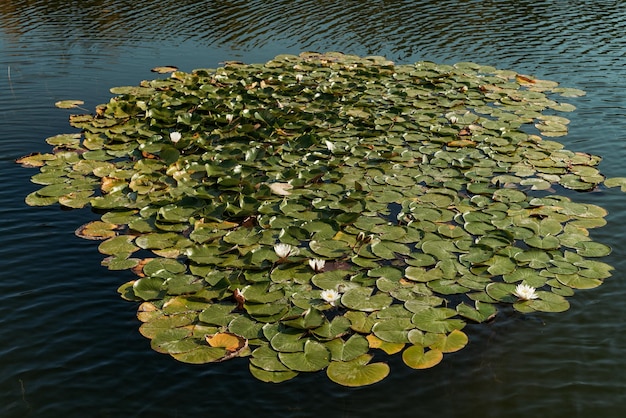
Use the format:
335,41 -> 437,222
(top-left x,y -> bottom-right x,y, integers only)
1,1 -> 625,417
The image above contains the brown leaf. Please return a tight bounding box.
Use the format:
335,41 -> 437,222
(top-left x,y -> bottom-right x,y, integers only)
74,221 -> 118,240
151,66 -> 178,74
131,258 -> 154,277
446,139 -> 476,148
15,152 -> 47,167
206,332 -> 247,352
516,74 -> 536,84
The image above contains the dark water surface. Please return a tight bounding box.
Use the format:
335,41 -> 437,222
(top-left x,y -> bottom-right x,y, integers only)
1,1 -> 625,417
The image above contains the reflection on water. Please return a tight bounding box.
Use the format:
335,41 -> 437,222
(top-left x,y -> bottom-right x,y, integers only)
1,1 -> 626,417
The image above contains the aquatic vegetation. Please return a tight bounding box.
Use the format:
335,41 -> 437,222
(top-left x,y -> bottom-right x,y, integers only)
18,52 -> 624,386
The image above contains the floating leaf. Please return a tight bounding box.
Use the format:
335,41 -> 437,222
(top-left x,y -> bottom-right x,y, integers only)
366,334 -> 405,354
249,364 -> 299,383
513,291 -> 570,313
251,346 -> 292,372
326,354 -> 390,387
402,345 -> 443,369
75,221 -> 118,240
411,307 -> 465,333
278,340 -> 331,372
171,346 -> 228,364
324,334 -> 369,361
16,152 -> 55,168
574,241 -> 611,257
604,177 -> 626,192
428,329 -> 469,353
55,99 -> 85,109
341,287 -> 393,312
206,332 -> 247,352
132,277 -> 165,300
151,65 -> 179,73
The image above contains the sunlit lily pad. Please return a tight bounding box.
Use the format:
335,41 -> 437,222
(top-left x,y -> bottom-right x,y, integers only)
326,354 -> 390,387
402,345 -> 443,369
54,99 -> 85,109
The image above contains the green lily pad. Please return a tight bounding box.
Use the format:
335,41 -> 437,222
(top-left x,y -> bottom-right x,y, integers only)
402,345 -> 443,369
312,316 -> 352,340
249,364 -> 299,383
278,340 -> 331,372
411,307 -> 465,333
324,334 -> 369,361
428,329 -> 469,353
132,277 -> 166,300
556,274 -> 602,290
604,177 -> 626,192
55,99 -> 85,109
198,303 -> 237,326
371,318 -> 413,344
270,329 -> 306,353
456,301 -> 497,323
138,313 -> 196,339
574,241 -> 611,257
309,240 -> 352,259
326,354 -> 390,387
341,287 -> 393,312
171,346 -> 228,364
513,291 -> 570,313
250,346 -> 292,372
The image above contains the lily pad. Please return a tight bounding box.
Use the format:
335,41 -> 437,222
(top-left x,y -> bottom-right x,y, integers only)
55,100 -> 85,109
278,340 -> 331,372
326,354 -> 390,387
341,287 -> 393,312
402,345 -> 443,369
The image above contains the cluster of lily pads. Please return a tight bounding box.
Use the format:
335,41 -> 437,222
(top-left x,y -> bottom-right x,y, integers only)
19,52 -> 626,386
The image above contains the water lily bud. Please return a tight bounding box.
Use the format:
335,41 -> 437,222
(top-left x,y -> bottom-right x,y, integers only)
274,243 -> 298,259
308,258 -> 326,272
170,132 -> 182,143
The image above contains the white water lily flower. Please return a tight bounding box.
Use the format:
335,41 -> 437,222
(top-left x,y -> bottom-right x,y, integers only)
274,243 -> 298,259
513,283 -> 539,301
320,289 -> 340,306
308,258 -> 326,272
169,131 -> 182,143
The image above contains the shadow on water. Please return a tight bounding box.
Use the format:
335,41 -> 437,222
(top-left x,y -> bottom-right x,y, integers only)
1,1 -> 626,417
